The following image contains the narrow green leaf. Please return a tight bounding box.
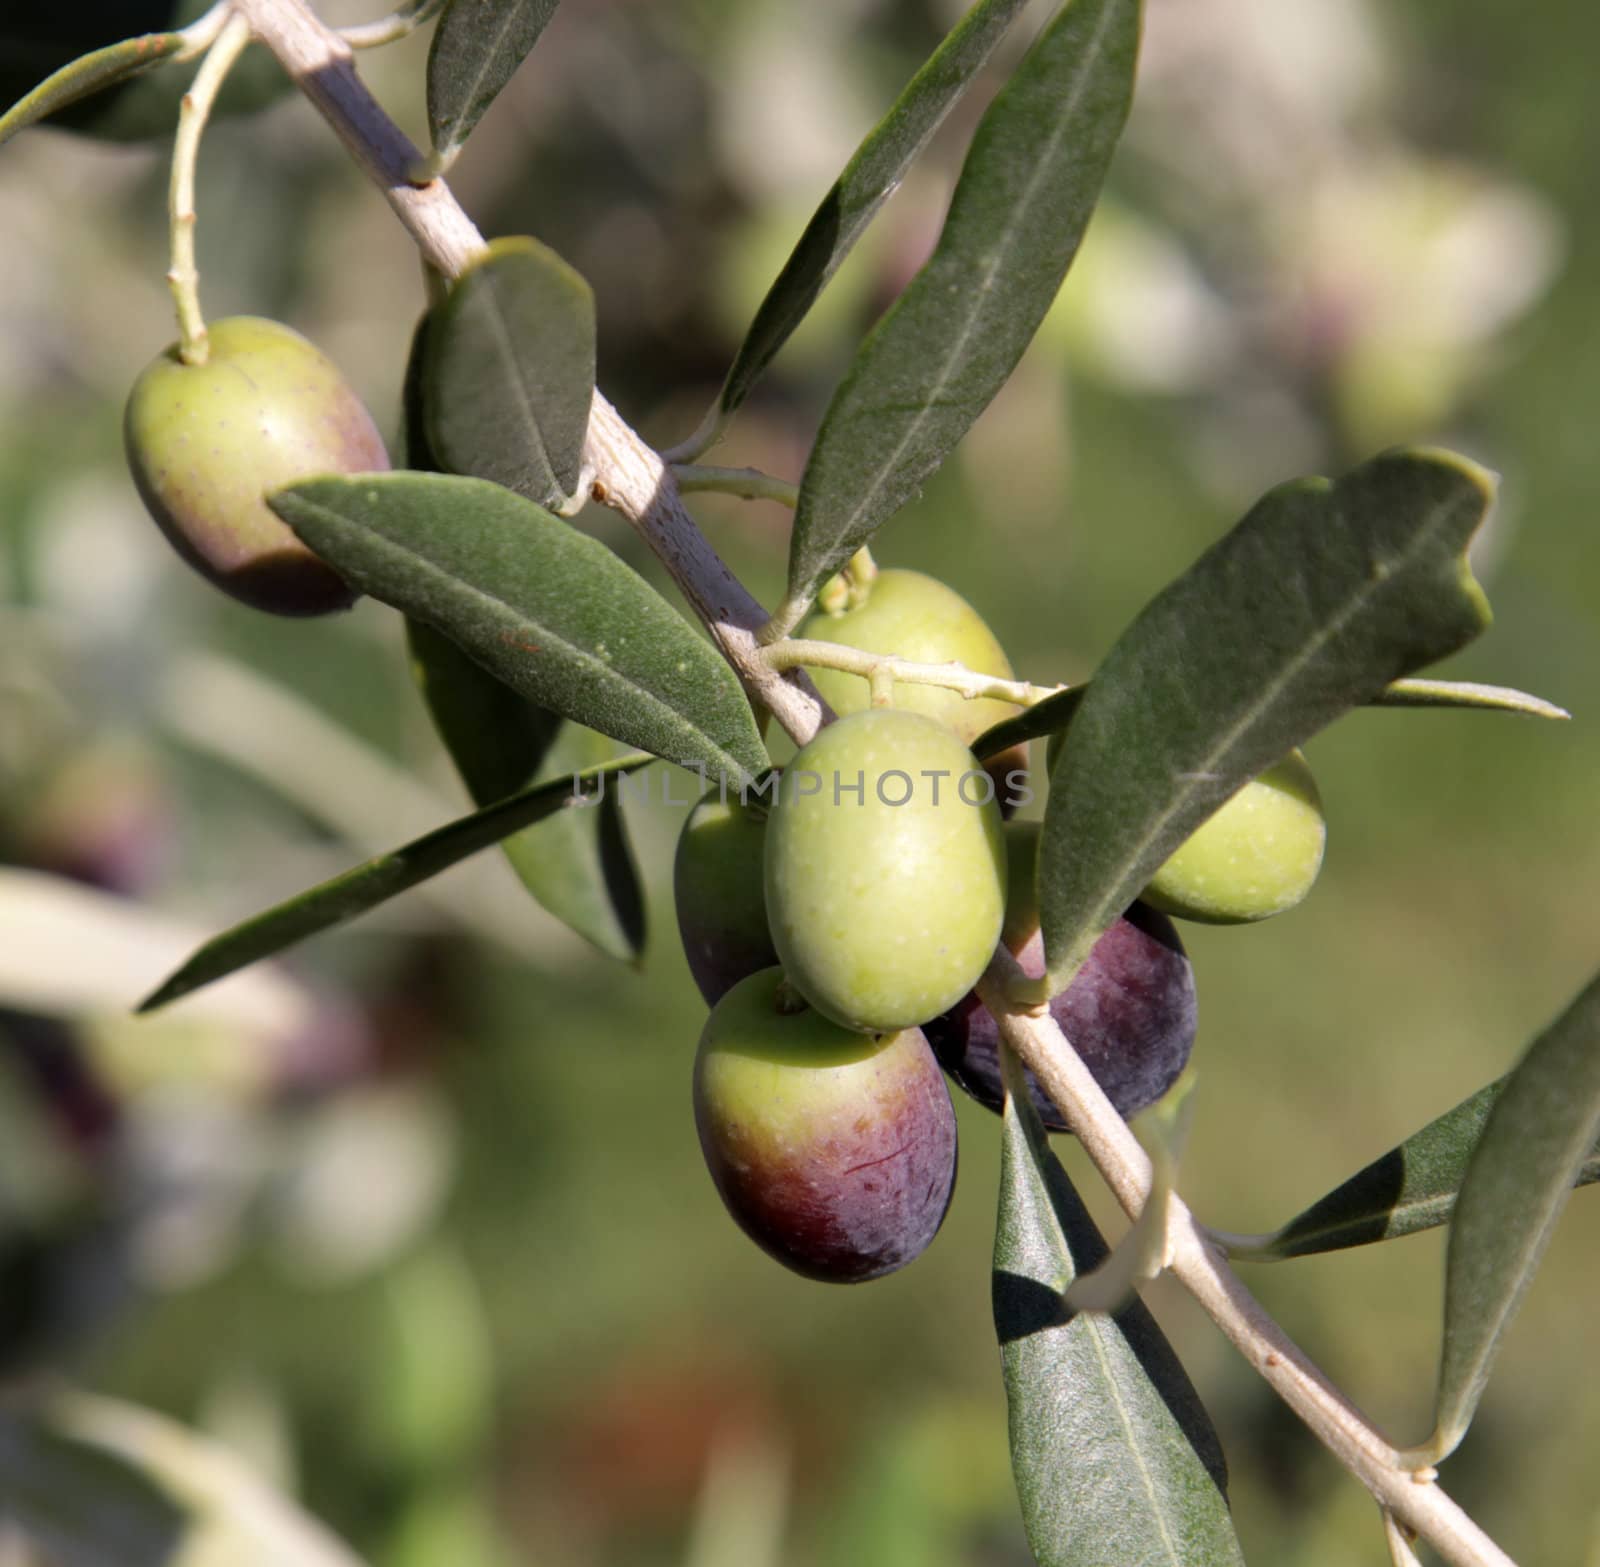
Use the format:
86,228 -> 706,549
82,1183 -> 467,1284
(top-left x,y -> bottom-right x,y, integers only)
1235,1079 -> 1600,1262
138,753 -> 651,1013
1038,449 -> 1494,996
973,675 -> 1564,768
785,0 -> 1140,609
711,0 -> 1032,431
270,473 -> 768,786
407,622 -> 644,960
424,236 -> 596,508
1422,969 -> 1600,1462
0,31 -> 184,148
426,0 -> 559,159
974,687 -> 1084,761
994,1047 -> 1241,1566
1372,677 -> 1569,719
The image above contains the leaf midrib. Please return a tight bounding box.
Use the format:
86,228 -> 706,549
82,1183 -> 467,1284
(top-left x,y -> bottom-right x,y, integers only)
296,498 -> 752,781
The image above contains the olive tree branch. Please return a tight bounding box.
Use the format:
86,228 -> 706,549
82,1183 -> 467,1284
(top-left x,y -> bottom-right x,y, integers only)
228,0 -> 829,746
340,0 -> 444,50
224,5 -> 1516,1563
762,638 -> 1064,708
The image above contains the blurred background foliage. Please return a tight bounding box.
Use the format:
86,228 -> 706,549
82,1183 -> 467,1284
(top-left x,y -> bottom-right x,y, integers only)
1,0 -> 1599,1561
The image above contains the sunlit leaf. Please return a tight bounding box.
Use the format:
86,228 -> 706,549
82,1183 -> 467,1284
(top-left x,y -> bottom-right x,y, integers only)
270,473 -> 768,785
784,0 -> 1140,611
1419,969 -> 1600,1463
427,0 -> 560,160
1037,449 -> 1494,997
709,0 -> 1032,433
994,1047 -> 1241,1565
424,236 -> 595,508
0,30 -> 184,148
138,753 -> 651,1013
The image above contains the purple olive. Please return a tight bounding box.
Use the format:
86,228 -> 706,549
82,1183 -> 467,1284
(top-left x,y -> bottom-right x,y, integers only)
693,968 -> 958,1282
673,788 -> 779,1005
925,908 -> 1196,1129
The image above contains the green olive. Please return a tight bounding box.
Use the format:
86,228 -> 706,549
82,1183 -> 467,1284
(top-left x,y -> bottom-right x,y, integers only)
798,567 -> 1029,812
1142,750 -> 1327,924
798,568 -> 1020,747
764,708 -> 1007,1033
693,968 -> 958,1282
124,316 -> 389,616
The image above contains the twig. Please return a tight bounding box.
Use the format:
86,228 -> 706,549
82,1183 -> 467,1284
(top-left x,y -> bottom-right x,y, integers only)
672,464 -> 799,508
763,638 -> 1064,708
229,0 -> 830,747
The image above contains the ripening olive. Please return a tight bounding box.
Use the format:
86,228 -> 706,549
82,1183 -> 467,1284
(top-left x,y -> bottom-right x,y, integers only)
798,568 -> 1029,811
765,708 -> 1007,1034
693,968 -> 958,1282
673,788 -> 778,1006
123,316 -> 389,616
926,821 -> 1197,1127
1142,750 -> 1326,924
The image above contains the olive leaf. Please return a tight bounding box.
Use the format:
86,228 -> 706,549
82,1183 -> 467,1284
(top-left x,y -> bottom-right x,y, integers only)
138,752 -> 651,1012
1037,449 -> 1495,998
427,0 -> 560,162
971,677 -> 1563,767
0,29 -> 185,148
408,622 -> 645,961
784,0 -> 1141,612
269,473 -> 768,787
423,236 -> 596,509
1229,1076 -> 1600,1262
995,1046 -> 1243,1566
705,0 -> 1033,439
1416,967 -> 1600,1464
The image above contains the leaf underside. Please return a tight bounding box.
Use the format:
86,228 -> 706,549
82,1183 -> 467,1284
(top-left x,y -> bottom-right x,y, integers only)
0,31 -> 184,148
427,0 -> 560,159
995,1049 -> 1243,1565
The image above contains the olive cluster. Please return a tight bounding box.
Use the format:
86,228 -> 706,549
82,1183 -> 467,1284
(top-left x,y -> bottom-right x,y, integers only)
678,571 -> 1327,1283
115,320 -> 1326,1288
